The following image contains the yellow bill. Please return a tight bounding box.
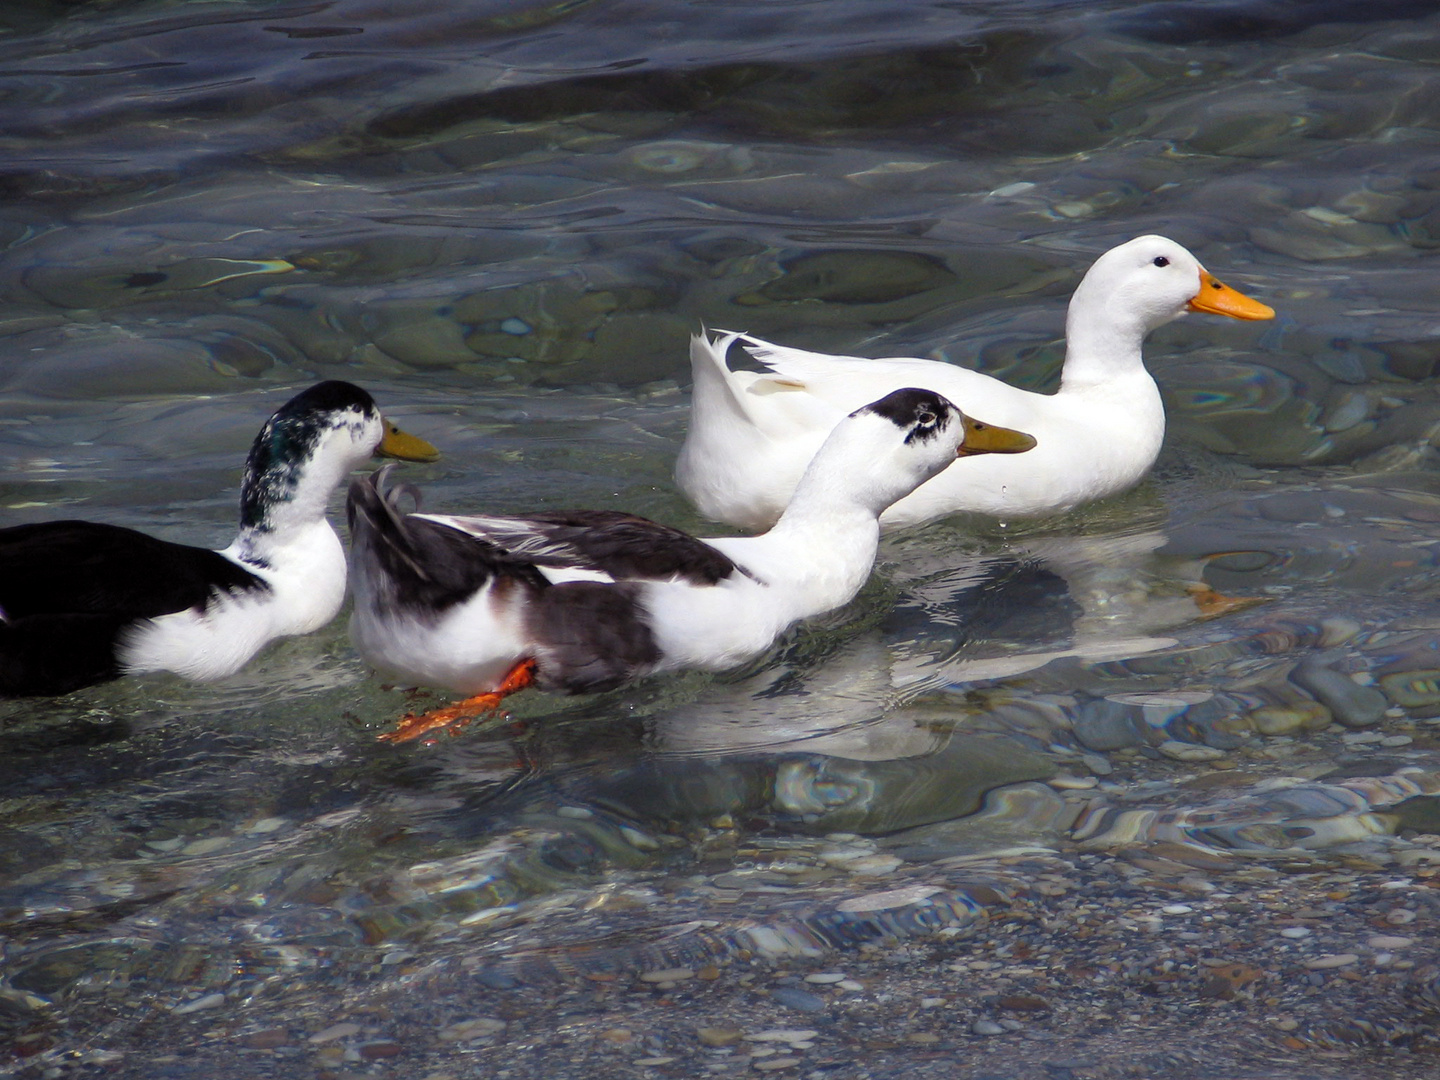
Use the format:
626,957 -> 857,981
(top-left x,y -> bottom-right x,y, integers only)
958,418 -> 1037,457
1188,271 -> 1275,320
377,418 -> 440,463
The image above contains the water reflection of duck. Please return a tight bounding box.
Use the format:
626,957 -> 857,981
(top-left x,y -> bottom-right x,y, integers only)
651,636 -> 926,760
0,382 -> 438,697
885,528 -> 1220,689
676,235 -> 1274,531
346,389 -> 1035,744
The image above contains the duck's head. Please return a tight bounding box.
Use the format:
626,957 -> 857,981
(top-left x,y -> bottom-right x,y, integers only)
822,388 -> 1036,513
1076,235 -> 1274,336
239,381 -> 439,533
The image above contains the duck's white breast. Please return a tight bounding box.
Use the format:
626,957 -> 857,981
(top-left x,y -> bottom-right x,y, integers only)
119,522 -> 349,681
348,579 -> 531,696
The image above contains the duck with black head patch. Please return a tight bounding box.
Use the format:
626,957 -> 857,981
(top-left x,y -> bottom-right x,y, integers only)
0,381 -> 439,697
346,387 -> 1036,744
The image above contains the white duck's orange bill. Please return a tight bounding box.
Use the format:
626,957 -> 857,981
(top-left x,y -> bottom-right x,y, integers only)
958,419 -> 1037,457
1188,272 -> 1275,320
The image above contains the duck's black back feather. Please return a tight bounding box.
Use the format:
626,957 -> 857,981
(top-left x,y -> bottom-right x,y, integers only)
0,520 -> 268,696
500,510 -> 739,585
0,521 -> 265,620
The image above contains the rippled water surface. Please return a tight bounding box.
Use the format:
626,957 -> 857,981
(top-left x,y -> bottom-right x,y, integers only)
7,1 -> 1440,1077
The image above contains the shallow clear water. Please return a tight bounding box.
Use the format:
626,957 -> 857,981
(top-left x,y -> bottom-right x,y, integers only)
5,1 -> 1440,1076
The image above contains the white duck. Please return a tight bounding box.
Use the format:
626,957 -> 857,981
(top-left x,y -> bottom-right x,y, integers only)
676,235 -> 1274,531
0,381 -> 438,697
346,388 -> 1036,743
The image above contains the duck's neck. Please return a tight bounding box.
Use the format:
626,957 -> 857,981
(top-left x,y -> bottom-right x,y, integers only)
232,449 -> 349,567
753,466 -> 887,617
1059,287 -> 1154,392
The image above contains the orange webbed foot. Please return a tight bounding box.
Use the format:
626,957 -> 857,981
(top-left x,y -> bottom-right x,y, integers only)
1187,583 -> 1268,621
378,659 -> 537,745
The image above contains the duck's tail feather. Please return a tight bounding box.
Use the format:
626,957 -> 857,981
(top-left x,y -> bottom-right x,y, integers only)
347,467 -> 543,617
687,329 -> 751,420
679,329 -> 787,480
346,464 -> 433,587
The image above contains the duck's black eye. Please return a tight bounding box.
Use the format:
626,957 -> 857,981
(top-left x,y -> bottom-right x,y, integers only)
916,409 -> 936,427
1152,255 -> 1170,267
